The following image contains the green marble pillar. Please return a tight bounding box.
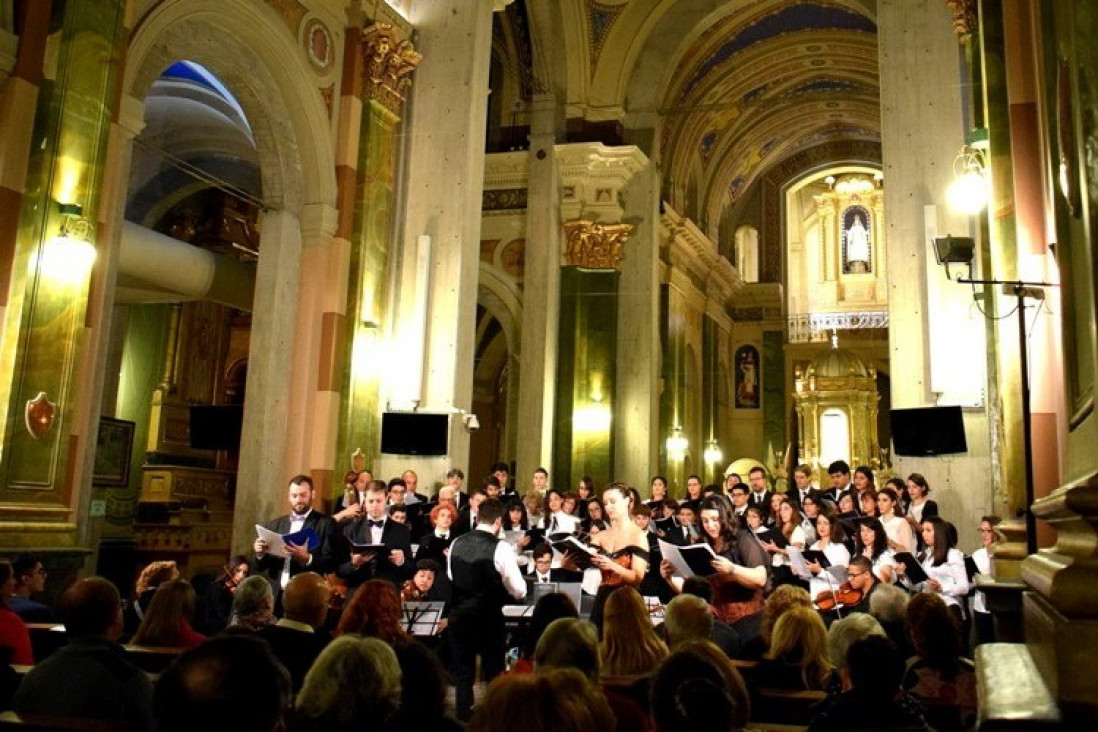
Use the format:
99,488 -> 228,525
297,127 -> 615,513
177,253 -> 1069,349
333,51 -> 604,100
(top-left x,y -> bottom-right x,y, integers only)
0,1 -> 124,502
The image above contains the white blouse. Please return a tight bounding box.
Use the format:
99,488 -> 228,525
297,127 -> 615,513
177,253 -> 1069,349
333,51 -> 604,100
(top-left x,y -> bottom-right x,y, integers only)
882,513 -> 916,554
902,547 -> 970,611
972,546 -> 992,614
864,549 -> 897,583
772,525 -> 807,567
807,540 -> 851,600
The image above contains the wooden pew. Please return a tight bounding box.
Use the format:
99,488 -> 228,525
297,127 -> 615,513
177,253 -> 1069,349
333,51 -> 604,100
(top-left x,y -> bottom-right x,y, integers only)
121,645 -> 184,674
0,712 -> 126,731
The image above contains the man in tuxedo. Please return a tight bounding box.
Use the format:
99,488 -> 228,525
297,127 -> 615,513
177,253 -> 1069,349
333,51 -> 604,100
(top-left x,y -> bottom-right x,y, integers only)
401,469 -> 429,504
491,461 -> 515,499
257,572 -> 330,691
445,467 -> 469,509
453,485 -> 488,536
729,484 -> 751,528
790,463 -> 819,508
526,543 -> 582,586
822,460 -> 852,505
666,503 -> 701,545
448,498 -> 526,720
253,475 -> 339,590
338,481 -> 414,592
746,467 -> 772,510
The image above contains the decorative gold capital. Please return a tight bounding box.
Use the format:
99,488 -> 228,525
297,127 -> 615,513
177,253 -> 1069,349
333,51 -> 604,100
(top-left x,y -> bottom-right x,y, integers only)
943,0 -> 978,44
563,220 -> 633,270
361,23 -> 422,116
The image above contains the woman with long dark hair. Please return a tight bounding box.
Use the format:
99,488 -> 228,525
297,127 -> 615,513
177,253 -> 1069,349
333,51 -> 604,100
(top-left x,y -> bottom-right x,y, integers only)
132,579 -> 206,649
855,517 -> 896,584
805,513 -> 851,601
661,495 -> 769,625
877,487 -> 916,554
898,516 -> 969,625
197,554 -> 250,634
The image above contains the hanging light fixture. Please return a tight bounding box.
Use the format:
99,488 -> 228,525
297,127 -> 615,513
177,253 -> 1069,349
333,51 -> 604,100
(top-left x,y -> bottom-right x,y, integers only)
948,130 -> 990,215
703,439 -> 723,466
666,426 -> 688,458
38,202 -> 96,285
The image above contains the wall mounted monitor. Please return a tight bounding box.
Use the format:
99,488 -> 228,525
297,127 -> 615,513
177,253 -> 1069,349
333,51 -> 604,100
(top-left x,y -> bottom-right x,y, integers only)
890,406 -> 967,456
380,411 -> 449,456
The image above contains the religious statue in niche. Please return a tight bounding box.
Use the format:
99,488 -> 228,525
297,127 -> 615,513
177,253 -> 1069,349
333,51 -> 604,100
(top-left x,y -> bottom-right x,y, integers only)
735,345 -> 760,409
841,205 -> 873,274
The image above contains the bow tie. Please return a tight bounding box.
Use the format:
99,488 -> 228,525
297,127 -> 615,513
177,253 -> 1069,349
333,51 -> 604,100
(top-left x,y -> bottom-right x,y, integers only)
368,520 -> 384,528
437,533 -> 449,540
539,575 -> 550,583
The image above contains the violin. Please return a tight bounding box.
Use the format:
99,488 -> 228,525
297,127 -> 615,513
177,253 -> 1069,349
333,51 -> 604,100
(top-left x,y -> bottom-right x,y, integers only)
325,573 -> 349,612
814,581 -> 863,611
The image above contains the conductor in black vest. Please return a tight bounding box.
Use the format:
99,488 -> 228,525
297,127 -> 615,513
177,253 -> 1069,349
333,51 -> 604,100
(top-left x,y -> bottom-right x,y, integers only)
447,498 -> 526,720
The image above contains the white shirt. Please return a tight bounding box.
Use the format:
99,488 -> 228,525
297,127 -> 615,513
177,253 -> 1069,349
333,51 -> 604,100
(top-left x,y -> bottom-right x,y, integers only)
366,515 -> 387,544
864,548 -> 897,583
772,525 -> 807,567
909,500 -> 928,524
807,540 -> 851,600
901,547 -> 970,611
972,546 -> 992,613
448,525 -> 527,601
549,511 -> 580,534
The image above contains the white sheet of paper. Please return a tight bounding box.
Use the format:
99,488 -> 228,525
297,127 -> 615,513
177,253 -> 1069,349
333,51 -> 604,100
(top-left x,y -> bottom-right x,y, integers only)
658,538 -> 695,578
255,524 -> 291,559
786,545 -> 814,581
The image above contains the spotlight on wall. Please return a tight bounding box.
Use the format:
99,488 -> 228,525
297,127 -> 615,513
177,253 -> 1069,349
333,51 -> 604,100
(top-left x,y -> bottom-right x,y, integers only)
39,202 -> 96,286
932,235 -> 975,280
948,144 -> 989,214
666,426 -> 688,459
703,439 -> 723,466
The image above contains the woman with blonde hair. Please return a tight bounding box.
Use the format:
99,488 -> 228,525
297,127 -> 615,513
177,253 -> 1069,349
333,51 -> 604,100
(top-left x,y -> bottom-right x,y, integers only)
132,579 -> 206,649
467,668 -> 615,732
754,606 -> 836,692
599,586 -> 668,678
128,560 -> 180,633
294,635 -> 402,732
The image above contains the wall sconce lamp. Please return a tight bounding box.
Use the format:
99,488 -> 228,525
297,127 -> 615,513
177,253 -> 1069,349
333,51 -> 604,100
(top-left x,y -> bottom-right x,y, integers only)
703,439 -> 723,466
41,202 -> 96,285
666,426 -> 688,459
948,144 -> 989,215
931,235 -> 1057,555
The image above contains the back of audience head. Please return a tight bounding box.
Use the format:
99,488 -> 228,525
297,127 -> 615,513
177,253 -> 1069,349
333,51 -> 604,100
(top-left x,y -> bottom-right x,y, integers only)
155,635 -> 290,732
845,634 -> 904,695
664,594 -> 713,649
534,618 -> 600,681
133,579 -> 199,647
681,576 -> 713,603
760,584 -> 811,645
523,591 -> 579,657
232,575 -> 274,619
766,606 -> 833,689
135,559 -> 179,595
468,668 -> 615,732
600,586 -> 668,676
389,639 -> 452,728
868,581 -> 910,627
826,612 -> 885,672
651,641 -> 749,731
907,592 -> 965,676
282,572 -> 330,629
59,576 -> 123,639
335,579 -> 406,643
294,635 -> 400,731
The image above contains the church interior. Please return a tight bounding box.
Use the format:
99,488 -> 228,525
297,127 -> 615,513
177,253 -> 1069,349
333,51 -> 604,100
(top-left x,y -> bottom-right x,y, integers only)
1,0 -> 1097,724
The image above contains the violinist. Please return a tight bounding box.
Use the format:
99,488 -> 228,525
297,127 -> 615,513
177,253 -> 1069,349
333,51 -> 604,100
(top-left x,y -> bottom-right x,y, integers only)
197,555 -> 250,633
815,555 -> 877,615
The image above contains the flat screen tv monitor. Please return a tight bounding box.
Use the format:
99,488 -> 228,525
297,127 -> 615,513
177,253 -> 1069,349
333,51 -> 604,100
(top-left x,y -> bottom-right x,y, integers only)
189,405 -> 244,451
890,406 -> 967,456
380,412 -> 449,456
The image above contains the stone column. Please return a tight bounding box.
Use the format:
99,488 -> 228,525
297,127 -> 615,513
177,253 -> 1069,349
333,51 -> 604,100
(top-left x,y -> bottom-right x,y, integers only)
615,163 -> 661,488
382,0 -> 496,483
515,94 -> 562,485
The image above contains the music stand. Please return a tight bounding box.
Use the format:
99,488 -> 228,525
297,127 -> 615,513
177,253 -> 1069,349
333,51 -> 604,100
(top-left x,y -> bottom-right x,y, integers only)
531,582 -> 559,604
401,601 -> 446,636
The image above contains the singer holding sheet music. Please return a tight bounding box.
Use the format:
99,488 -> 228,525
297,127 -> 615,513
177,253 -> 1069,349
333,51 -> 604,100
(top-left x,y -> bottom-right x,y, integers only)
805,513 -> 851,601
252,475 -> 338,591
585,483 -> 650,633
337,481 -> 414,593
661,495 -> 768,624
896,516 -> 969,623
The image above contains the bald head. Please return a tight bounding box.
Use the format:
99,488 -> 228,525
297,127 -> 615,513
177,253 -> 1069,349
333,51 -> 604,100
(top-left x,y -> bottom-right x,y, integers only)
60,577 -> 123,639
282,572 -> 330,629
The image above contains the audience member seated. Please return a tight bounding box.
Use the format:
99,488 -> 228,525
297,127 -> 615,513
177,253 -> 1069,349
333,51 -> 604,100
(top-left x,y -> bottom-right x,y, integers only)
534,617 -> 650,732
751,606 -> 836,693
257,572 -> 331,691
126,560 -> 180,635
509,591 -> 578,674
131,579 -> 207,649
14,577 -> 153,730
292,635 -> 401,732
600,586 -> 668,680
662,593 -> 713,650
228,574 -> 277,631
467,667 -> 616,732
155,635 -> 290,732
8,553 -> 54,623
808,635 -> 927,731
196,554 -> 250,634
387,638 -> 463,732
903,593 -> 977,731
651,641 -> 751,732
0,559 -> 33,666
334,578 -> 408,646
740,583 -> 812,660
678,577 -> 740,657
825,612 -> 886,680
868,581 -> 914,658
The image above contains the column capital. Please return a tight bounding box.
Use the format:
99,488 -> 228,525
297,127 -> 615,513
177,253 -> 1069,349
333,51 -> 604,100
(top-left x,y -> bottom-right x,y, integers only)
360,23 -> 422,117
943,0 -> 978,44
556,142 -> 648,221
563,220 -> 632,270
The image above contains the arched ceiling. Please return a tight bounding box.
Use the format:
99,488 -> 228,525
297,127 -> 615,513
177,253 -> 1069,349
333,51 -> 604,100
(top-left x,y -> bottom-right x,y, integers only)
526,0 -> 882,235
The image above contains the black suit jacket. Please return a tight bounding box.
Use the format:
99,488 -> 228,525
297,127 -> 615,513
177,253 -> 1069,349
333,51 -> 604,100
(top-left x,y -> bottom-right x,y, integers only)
453,506 -> 478,537
338,518 -> 414,589
252,511 -> 339,586
256,624 -> 329,691
665,524 -> 701,546
749,490 -> 772,508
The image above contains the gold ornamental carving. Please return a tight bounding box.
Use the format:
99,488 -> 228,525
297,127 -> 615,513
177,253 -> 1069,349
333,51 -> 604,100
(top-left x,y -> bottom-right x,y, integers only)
943,0 -> 978,44
361,23 -> 422,116
563,220 -> 633,270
